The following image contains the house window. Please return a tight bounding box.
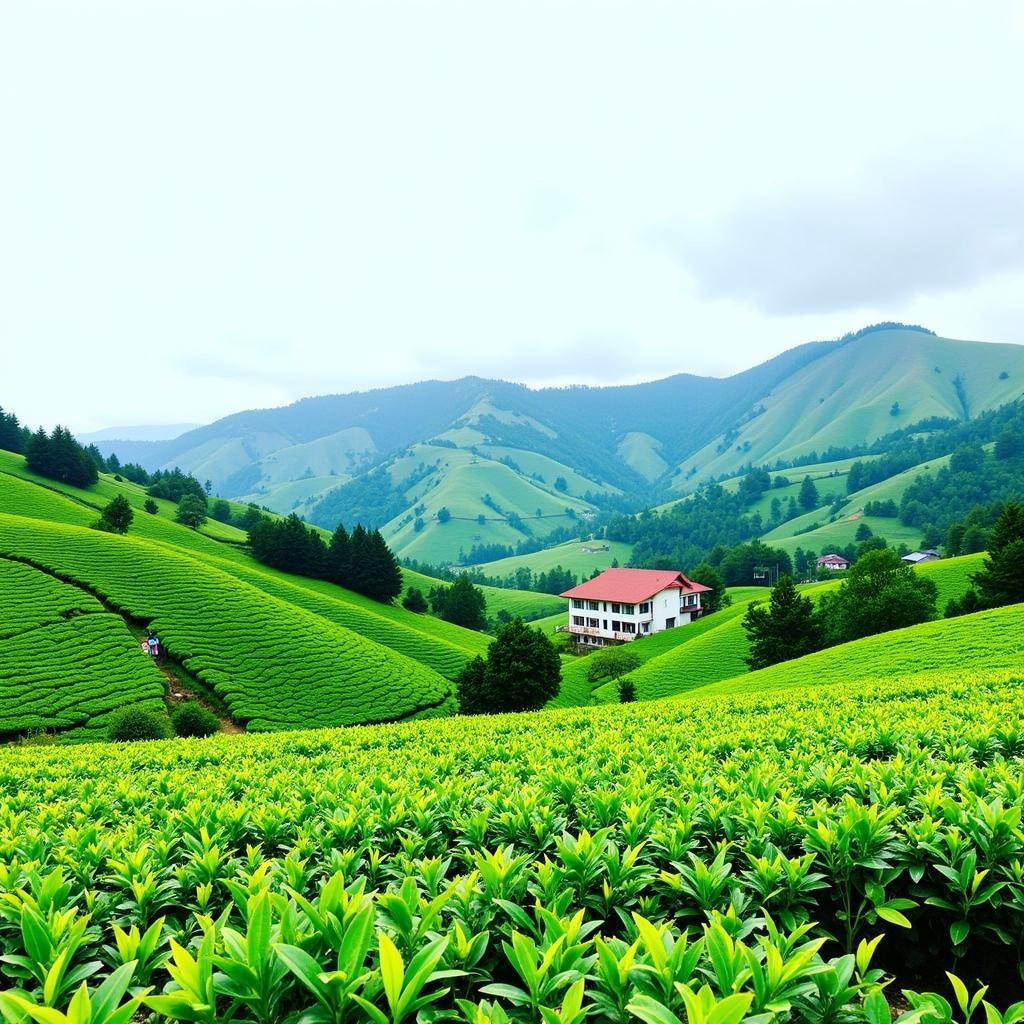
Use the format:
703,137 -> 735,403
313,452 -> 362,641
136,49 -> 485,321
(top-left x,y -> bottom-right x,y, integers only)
572,616 -> 584,626
603,619 -> 608,629
622,622 -> 636,633
587,617 -> 599,628
571,599 -> 583,609
611,603 -> 621,614
621,604 -> 634,615
587,600 -> 600,611
665,617 -> 676,629
641,622 -> 650,633
639,602 -> 651,614
611,620 -> 621,631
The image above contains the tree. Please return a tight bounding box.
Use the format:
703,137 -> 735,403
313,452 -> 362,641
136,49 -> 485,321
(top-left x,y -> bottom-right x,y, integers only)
175,494 -> 208,529
437,506 -> 451,524
798,476 -> 819,511
855,522 -> 873,542
144,498 -> 159,515
362,530 -> 403,603
456,619 -> 561,714
554,476 -> 568,492
971,500 -> 1024,608
817,548 -> 937,646
949,444 -> 985,475
618,676 -> 636,702
402,587 -> 429,613
25,425 -> 98,488
586,646 -> 642,683
97,494 -> 134,534
434,575 -> 487,630
688,562 -> 729,614
210,499 -> 232,523
326,524 -> 352,587
741,575 -> 822,670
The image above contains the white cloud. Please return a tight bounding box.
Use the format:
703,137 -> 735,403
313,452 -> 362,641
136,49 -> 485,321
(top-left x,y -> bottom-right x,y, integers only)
1,0 -> 1022,431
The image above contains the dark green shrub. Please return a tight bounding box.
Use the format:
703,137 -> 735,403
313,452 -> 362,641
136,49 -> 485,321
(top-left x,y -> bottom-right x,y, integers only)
618,676 -> 636,703
108,707 -> 172,742
171,701 -> 220,738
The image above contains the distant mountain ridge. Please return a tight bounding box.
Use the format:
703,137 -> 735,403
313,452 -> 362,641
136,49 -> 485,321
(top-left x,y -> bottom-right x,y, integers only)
94,326 -> 1024,564
79,423 -> 199,444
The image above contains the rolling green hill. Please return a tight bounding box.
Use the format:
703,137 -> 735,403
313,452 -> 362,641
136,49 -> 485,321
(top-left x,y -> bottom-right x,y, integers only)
676,329 -> 1024,488
0,452 -> 529,737
472,538 -> 635,580
92,327 -> 1023,566
702,598 -> 1023,699
551,554 -> 986,707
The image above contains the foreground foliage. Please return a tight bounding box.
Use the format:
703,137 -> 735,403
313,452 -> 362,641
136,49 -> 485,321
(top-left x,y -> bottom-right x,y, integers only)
1,669 -> 1024,1022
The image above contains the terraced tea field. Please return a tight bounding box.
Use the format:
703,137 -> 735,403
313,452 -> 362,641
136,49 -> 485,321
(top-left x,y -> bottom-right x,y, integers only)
1,642 -> 1023,1020
0,558 -> 166,738
0,512 -> 455,732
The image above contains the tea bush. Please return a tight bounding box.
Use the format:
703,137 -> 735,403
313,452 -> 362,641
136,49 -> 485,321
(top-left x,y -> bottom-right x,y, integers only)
171,700 -> 221,738
108,706 -> 173,741
1,665 -> 1024,1021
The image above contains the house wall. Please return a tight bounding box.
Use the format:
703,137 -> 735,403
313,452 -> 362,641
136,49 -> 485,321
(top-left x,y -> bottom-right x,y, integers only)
567,585 -> 702,646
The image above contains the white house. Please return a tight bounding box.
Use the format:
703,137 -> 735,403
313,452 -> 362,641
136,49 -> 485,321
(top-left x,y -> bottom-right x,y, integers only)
817,553 -> 849,571
559,568 -> 712,648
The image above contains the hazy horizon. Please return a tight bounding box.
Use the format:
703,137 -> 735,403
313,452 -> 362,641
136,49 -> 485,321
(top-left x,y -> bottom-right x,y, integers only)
4,1 -> 1023,432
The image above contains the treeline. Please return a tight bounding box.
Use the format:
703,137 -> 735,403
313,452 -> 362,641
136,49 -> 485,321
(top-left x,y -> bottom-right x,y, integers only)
25,426 -> 100,487
945,502 -> 1024,616
248,514 -> 402,603
607,485 -> 764,569
897,415 -> 1024,538
0,407 -> 30,454
743,549 -> 938,671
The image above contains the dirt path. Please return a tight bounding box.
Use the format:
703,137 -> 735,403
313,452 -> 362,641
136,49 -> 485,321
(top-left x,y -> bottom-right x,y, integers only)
137,637 -> 243,734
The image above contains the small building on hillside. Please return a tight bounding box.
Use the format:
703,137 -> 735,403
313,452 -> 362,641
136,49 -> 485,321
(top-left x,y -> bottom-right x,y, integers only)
902,549 -> 941,564
817,553 -> 850,571
559,568 -> 711,648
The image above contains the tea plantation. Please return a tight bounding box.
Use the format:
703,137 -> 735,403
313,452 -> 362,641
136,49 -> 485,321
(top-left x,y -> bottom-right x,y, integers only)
2,655 -> 1023,1021
0,511 -> 455,733
0,558 -> 167,737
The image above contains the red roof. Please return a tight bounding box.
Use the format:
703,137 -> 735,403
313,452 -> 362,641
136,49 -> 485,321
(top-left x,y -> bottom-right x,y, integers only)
560,568 -> 712,603
817,553 -> 848,565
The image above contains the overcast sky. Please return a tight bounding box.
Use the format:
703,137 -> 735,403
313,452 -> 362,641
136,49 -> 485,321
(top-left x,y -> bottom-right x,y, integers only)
3,1 -> 1023,432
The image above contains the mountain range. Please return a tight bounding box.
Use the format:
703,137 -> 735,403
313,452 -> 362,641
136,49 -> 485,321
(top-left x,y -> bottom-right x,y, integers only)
92,325 -> 1024,565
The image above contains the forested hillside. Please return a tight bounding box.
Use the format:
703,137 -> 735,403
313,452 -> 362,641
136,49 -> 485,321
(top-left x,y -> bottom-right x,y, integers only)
86,326 -> 1024,566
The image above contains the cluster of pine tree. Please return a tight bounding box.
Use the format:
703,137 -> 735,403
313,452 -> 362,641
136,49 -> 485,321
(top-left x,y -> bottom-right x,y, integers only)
248,514 -> 402,603
0,407 -> 30,454
742,548 -> 939,671
25,426 -> 99,487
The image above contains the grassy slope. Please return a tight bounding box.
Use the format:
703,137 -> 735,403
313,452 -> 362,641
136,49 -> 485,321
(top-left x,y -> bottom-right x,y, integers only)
0,511 -> 454,732
0,452 -> 491,673
383,446 -> 596,565
472,539 -> 635,580
551,556 -> 985,707
702,600 -> 1023,698
677,330 -> 1024,487
400,567 -> 563,622
761,452 -> 958,555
